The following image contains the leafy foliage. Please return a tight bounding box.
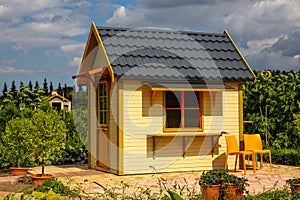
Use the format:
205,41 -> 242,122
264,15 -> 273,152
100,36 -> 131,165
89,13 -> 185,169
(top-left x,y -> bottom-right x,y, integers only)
199,169 -> 224,186
269,148 -> 300,166
34,178 -> 77,197
0,81 -> 87,169
243,70 -> 300,150
31,109 -> 66,175
2,118 -> 36,168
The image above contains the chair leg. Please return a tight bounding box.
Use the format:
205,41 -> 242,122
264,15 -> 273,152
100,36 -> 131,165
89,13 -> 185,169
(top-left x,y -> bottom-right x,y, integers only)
224,154 -> 228,170
260,154 -> 263,169
269,152 -> 272,171
242,154 -> 246,175
234,154 -> 238,172
253,153 -> 256,173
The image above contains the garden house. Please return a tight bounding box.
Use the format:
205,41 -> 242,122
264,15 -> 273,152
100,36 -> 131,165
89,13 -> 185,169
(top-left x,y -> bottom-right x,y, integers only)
73,22 -> 255,175
48,90 -> 71,111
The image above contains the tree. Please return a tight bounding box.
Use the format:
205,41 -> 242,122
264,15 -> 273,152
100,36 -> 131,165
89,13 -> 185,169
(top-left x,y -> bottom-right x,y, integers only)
43,78 -> 48,95
3,118 -> 36,168
10,81 -> 16,93
2,82 -> 8,98
28,81 -> 33,91
31,109 -> 66,176
49,82 -> 53,94
34,81 -> 39,92
0,104 -> 21,138
57,83 -> 62,95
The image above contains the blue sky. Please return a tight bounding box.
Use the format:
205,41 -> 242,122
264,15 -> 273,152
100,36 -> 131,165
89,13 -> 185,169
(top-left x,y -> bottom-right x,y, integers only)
0,0 -> 300,91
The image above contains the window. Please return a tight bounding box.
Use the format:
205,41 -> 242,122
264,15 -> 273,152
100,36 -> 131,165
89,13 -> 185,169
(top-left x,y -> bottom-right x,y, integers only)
98,81 -> 107,126
165,91 -> 203,131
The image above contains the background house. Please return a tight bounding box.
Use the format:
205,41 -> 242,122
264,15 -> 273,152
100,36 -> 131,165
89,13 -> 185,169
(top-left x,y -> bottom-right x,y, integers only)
48,90 -> 71,111
73,22 -> 255,175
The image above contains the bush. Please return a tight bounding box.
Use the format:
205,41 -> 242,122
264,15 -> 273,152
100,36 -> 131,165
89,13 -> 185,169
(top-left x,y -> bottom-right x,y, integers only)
244,189 -> 290,200
269,148 -> 300,166
51,138 -> 88,165
35,178 -> 77,197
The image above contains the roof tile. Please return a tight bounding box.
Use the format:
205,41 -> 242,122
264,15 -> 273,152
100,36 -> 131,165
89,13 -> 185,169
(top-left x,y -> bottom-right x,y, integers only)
97,27 -> 254,82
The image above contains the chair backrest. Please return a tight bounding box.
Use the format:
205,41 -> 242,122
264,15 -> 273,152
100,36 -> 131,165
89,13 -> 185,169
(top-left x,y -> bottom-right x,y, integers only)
225,135 -> 239,153
244,134 -> 263,151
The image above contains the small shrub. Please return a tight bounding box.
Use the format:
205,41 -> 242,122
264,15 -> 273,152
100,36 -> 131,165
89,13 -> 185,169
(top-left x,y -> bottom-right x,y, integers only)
269,148 -> 300,166
244,189 -> 290,199
34,178 -> 77,197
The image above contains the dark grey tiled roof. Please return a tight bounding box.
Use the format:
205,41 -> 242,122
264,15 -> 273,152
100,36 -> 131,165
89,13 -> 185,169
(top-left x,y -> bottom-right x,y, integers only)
97,27 -> 255,82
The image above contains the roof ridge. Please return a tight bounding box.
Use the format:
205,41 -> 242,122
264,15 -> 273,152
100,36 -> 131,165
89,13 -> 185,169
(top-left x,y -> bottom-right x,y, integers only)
97,26 -> 224,36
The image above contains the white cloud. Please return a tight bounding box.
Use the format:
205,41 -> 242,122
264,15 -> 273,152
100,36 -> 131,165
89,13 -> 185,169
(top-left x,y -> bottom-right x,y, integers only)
0,66 -> 35,75
241,37 -> 280,57
0,0 -> 90,54
60,43 -> 85,54
105,0 -> 300,70
106,6 -> 146,27
0,0 -> 65,26
2,59 -> 16,65
68,56 -> 82,68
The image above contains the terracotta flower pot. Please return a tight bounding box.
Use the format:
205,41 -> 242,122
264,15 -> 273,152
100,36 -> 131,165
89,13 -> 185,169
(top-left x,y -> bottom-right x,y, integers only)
31,174 -> 54,186
202,184 -> 221,200
291,183 -> 300,195
224,184 -> 243,200
9,167 -> 29,175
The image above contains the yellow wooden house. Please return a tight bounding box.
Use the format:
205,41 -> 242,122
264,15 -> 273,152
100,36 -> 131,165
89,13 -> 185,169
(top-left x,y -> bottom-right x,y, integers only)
73,22 -> 255,175
48,90 -> 71,111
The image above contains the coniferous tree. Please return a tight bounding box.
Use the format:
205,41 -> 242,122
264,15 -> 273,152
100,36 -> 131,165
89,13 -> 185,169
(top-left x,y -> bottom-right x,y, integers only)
28,81 -> 33,91
49,82 -> 53,94
64,84 -> 67,97
10,81 -> 16,93
57,83 -> 62,95
43,78 -> 48,95
2,82 -> 8,98
19,82 -> 24,91
34,81 -> 39,92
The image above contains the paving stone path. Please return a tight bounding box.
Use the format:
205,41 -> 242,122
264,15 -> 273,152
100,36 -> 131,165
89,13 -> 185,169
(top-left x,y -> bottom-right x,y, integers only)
0,163 -> 298,197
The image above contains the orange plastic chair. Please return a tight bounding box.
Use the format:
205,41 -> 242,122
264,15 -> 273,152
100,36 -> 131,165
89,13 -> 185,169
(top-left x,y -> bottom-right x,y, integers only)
224,135 -> 254,175
244,134 -> 272,173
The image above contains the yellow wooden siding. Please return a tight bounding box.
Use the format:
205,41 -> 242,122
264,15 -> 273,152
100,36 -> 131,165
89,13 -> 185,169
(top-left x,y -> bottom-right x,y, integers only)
121,81 -> 240,174
88,76 -> 98,168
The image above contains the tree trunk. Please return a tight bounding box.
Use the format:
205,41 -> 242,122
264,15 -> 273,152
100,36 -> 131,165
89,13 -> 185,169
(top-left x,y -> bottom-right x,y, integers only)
41,159 -> 45,176
17,147 -> 21,168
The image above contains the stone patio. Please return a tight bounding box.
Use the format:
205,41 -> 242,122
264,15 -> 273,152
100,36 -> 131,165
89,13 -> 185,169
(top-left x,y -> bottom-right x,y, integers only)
0,163 -> 298,197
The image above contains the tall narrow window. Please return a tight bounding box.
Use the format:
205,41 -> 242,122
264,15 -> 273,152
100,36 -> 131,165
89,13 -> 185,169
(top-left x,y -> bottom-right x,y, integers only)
165,91 -> 202,131
98,81 -> 107,126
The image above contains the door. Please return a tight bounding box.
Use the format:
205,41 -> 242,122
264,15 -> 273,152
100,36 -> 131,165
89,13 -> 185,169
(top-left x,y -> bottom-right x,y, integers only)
97,81 -> 109,170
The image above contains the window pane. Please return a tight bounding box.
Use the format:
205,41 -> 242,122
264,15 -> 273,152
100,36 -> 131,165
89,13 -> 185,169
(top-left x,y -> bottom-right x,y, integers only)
100,83 -> 106,96
166,91 -> 180,108
184,91 -> 199,108
98,82 -> 107,126
184,109 -> 200,128
100,111 -> 107,125
166,110 -> 181,128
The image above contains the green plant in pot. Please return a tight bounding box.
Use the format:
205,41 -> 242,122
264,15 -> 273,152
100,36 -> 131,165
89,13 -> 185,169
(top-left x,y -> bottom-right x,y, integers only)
199,169 -> 225,200
3,117 -> 36,175
31,108 -> 66,185
220,173 -> 248,200
286,178 -> 300,195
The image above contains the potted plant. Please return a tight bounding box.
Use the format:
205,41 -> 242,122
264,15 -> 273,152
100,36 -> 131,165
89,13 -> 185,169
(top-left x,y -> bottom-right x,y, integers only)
286,178 -> 300,195
3,118 -> 35,175
199,169 -> 224,200
30,108 -> 66,185
220,173 -> 248,200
